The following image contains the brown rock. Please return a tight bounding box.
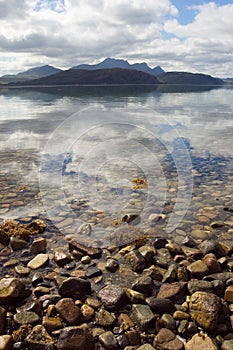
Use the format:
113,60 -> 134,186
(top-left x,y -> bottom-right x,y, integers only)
185,333 -> 218,350
42,316 -> 63,333
153,328 -> 184,350
224,286 -> 233,303
156,282 -> 186,302
55,298 -> 81,325
68,239 -> 102,259
54,251 -> 72,267
30,237 -> 47,254
26,325 -> 54,350
0,307 -> 6,334
57,324 -> 94,350
187,260 -> 209,278
81,304 -> 95,322
124,250 -> 146,272
95,308 -> 116,327
0,335 -> 13,350
189,291 -> 221,331
0,277 -> 26,302
27,254 -> 49,269
98,285 -> 127,310
202,253 -> 221,274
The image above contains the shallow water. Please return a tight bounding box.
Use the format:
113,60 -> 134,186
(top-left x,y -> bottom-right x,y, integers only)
0,85 -> 232,247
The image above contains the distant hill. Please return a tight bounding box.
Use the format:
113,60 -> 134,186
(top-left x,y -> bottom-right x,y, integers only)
158,72 -> 223,85
0,65 -> 62,84
12,68 -> 161,86
72,57 -> 164,76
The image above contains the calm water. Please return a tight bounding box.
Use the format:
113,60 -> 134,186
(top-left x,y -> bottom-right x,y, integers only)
0,85 -> 232,247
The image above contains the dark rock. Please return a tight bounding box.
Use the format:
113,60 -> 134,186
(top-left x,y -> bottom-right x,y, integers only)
202,253 -> 221,273
156,282 -> 186,302
116,334 -> 130,348
146,297 -> 174,314
132,276 -> 154,296
85,267 -> 102,279
32,272 -> 44,287
55,298 -> 81,325
54,251 -> 72,267
159,313 -> 176,330
9,237 -> 27,250
58,277 -> 91,297
105,258 -> 119,273
131,304 -> 155,331
57,324 -> 94,350
199,240 -> 226,258
98,285 -> 127,310
30,237 -> 47,254
187,280 -> 213,294
0,306 -> 6,334
99,331 -> 117,349
153,238 -> 168,249
68,239 -> 102,259
187,260 -> 209,278
124,250 -> 146,272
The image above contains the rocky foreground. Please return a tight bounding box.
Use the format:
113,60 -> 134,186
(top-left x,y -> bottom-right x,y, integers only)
1,218 -> 233,349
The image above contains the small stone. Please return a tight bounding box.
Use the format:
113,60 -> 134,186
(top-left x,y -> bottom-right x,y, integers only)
27,254 -> 49,269
173,310 -> 190,320
68,239 -> 102,259
30,237 -> 47,254
144,265 -> 163,281
99,331 -> 117,350
32,272 -> 44,287
153,328 -> 184,350
187,280 -> 213,294
116,334 -> 130,349
57,324 -> 94,350
138,245 -> 156,263
138,345 -> 156,350
85,297 -> 101,310
202,253 -> 221,273
81,256 -> 91,264
81,304 -> 95,322
14,265 -> 31,276
33,286 -> 50,298
189,291 -> 221,331
42,316 -> 63,333
118,313 -> 135,330
221,339 -> 233,350
0,278 -> 26,302
105,258 -> 119,273
131,304 -> 155,331
26,325 -> 55,350
145,297 -> 174,314
185,333 -> 218,350
85,266 -> 102,279
13,311 -> 40,326
162,264 -> 177,283
165,242 -> 184,256
159,314 -> 176,330
98,285 -> 127,310
0,335 -> 13,350
95,308 -> 116,327
76,223 -> 92,236
224,286 -> 233,303
156,282 -> 186,302
124,250 -> 146,272
153,238 -> 168,249
9,237 -> 27,251
126,289 -> 146,303
54,251 -> 72,267
187,260 -> 209,278
132,276 -> 154,296
199,240 -> 226,258
210,221 -> 224,229
58,277 -> 91,297
55,298 -> 81,325
125,329 -> 141,346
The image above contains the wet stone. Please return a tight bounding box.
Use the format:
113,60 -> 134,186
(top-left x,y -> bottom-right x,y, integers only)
85,266 -> 102,279
42,316 -> 63,333
156,282 -> 186,302
187,260 -> 209,278
99,331 -> 117,350
145,297 -> 174,314
202,253 -> 221,274
189,291 -> 221,331
159,313 -> 176,330
55,298 -> 81,325
58,277 -> 91,297
131,304 -> 155,331
9,237 -> 27,251
105,258 -> 119,272
81,304 -> 95,322
25,324 -> 55,350
138,245 -> 156,263
124,250 -> 146,273
13,311 -> 40,326
98,285 -> 127,310
116,334 -> 130,349
57,324 -> 94,350
132,276 -> 154,296
27,254 -> 49,270
54,251 -> 72,267
14,265 -> 31,276
30,237 -> 47,254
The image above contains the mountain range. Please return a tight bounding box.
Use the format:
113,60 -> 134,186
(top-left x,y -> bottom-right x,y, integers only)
0,57 -> 226,86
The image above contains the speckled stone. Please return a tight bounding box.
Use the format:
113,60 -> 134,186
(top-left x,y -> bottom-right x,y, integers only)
185,333 -> 218,350
25,324 -> 55,350
13,311 -> 40,326
98,285 -> 127,310
55,298 -> 81,325
99,331 -> 117,350
27,254 -> 49,269
56,324 -> 94,350
131,304 -> 155,331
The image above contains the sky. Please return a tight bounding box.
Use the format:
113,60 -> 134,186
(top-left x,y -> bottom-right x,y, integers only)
0,0 -> 232,77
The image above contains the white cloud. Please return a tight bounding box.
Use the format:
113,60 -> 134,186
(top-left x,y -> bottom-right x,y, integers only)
0,0 -> 232,77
